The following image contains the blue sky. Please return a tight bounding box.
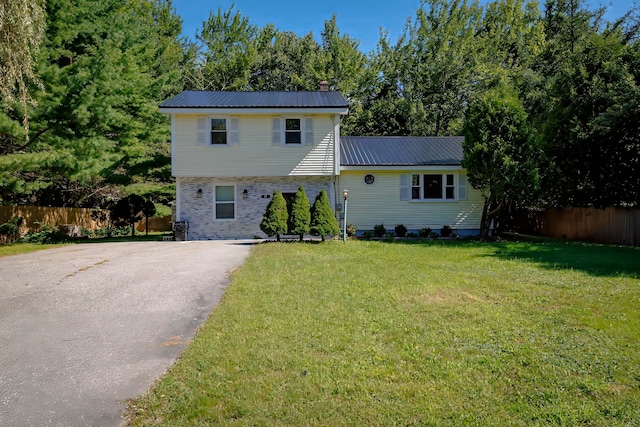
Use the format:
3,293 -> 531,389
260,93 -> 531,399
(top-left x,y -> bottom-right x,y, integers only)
173,1 -> 634,53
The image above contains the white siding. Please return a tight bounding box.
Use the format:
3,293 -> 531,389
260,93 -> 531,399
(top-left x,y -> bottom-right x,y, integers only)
338,170 -> 483,232
173,114 -> 336,177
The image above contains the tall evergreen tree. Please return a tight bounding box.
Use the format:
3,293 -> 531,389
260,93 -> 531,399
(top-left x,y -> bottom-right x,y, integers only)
289,185 -> 311,241
0,0 -> 184,206
310,190 -> 340,241
531,0 -> 640,207
260,190 -> 288,241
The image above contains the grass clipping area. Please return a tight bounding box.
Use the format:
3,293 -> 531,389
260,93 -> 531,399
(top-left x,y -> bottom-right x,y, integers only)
127,241 -> 640,426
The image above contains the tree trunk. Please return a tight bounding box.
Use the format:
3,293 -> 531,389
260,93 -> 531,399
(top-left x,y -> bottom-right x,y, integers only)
479,199 -> 503,239
276,234 -> 280,242
299,233 -> 303,242
479,200 -> 491,239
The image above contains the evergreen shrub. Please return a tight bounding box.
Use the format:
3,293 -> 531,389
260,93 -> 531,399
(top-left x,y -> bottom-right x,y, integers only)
289,186 -> 311,241
260,190 -> 288,241
373,224 -> 386,237
394,224 -> 407,237
310,189 -> 339,241
419,227 -> 432,238
441,225 -> 453,237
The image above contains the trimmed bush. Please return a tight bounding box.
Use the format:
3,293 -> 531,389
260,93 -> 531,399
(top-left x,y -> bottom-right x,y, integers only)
289,186 -> 311,241
373,224 -> 386,237
261,190 -> 289,241
418,227 -> 432,238
310,189 -> 339,241
441,225 -> 453,237
394,224 -> 407,237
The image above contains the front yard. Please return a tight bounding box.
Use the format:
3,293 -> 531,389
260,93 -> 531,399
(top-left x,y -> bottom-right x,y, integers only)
127,240 -> 640,426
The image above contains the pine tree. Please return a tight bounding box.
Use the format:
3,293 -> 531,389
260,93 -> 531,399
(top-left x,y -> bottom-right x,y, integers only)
260,190 -> 288,241
310,189 -> 340,241
289,185 -> 311,241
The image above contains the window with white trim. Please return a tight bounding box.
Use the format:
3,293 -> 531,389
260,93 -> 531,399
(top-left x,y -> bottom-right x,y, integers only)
214,185 -> 235,220
272,116 -> 313,145
412,173 -> 457,201
197,117 -> 239,146
210,118 -> 227,144
285,118 -> 301,144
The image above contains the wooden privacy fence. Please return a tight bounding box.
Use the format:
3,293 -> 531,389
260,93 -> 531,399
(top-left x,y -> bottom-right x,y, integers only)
135,216 -> 172,233
0,206 -> 172,234
519,207 -> 640,247
0,206 -> 105,233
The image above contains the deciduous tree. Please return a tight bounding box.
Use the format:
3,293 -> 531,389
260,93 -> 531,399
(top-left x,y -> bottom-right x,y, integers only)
193,5 -> 257,91
0,0 -> 45,135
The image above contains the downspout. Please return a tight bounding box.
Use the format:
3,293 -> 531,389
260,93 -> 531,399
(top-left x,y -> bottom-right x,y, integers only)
175,177 -> 181,222
333,114 -> 341,220
171,114 -> 181,222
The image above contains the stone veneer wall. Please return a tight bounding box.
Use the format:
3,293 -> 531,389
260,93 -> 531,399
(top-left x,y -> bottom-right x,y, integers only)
179,176 -> 335,240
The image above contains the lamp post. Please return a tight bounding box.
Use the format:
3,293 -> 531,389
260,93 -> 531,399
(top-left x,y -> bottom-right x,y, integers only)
342,189 -> 349,242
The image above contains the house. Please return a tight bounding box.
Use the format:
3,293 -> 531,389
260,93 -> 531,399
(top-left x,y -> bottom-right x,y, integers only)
159,87 -> 483,239
339,136 -> 482,236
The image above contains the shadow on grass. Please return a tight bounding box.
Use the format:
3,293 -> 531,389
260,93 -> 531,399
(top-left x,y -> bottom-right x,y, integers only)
485,241 -> 640,278
384,236 -> 640,279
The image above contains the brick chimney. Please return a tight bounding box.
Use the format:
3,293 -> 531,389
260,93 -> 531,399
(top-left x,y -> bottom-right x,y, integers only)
319,80 -> 329,91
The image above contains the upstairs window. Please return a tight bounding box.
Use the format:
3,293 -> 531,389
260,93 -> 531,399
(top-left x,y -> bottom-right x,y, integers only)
285,118 -> 301,144
210,118 -> 227,144
197,117 -> 239,146
272,117 -> 313,145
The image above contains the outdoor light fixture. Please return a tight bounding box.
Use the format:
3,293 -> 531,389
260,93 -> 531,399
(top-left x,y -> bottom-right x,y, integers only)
243,189 -> 248,199
342,189 -> 349,242
196,188 -> 203,198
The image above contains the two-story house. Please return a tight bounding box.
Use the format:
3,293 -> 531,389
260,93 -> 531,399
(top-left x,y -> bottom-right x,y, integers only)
160,87 -> 483,240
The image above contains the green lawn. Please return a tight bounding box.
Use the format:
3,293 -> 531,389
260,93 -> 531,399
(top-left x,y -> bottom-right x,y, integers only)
126,240 -> 640,426
0,243 -> 67,258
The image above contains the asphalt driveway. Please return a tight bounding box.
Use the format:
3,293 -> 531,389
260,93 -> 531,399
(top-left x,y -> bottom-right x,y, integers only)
0,240 -> 254,426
